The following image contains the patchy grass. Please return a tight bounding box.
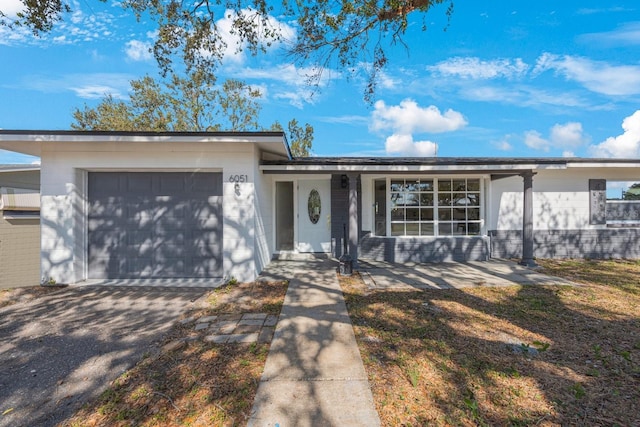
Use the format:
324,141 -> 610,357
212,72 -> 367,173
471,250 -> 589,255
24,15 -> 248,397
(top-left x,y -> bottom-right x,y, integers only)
61,280 -> 288,427
341,260 -> 640,426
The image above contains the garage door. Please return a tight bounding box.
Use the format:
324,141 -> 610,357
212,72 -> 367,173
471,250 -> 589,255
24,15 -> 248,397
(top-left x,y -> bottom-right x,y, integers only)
88,172 -> 223,279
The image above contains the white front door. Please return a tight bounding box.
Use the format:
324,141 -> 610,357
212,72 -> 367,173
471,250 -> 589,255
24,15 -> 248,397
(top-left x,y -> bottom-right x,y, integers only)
297,179 -> 331,252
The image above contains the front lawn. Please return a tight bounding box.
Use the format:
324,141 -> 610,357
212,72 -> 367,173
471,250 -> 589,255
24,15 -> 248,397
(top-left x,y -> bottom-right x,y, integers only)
61,279 -> 288,427
341,259 -> 640,426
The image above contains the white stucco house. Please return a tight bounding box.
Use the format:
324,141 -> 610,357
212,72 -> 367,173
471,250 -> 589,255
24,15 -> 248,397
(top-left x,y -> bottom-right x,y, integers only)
0,130 -> 638,285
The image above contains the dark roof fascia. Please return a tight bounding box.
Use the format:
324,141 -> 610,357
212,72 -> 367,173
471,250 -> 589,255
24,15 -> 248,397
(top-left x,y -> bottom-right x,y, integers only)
265,157 -> 640,166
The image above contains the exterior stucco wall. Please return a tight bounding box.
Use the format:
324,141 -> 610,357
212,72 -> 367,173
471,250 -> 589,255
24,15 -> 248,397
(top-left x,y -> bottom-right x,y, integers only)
39,140 -> 261,284
490,167 -> 640,260
253,148 -> 273,274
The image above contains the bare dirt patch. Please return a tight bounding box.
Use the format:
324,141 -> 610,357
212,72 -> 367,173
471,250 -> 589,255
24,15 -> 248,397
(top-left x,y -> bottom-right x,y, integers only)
60,280 -> 288,427
0,285 -> 66,308
341,260 -> 640,426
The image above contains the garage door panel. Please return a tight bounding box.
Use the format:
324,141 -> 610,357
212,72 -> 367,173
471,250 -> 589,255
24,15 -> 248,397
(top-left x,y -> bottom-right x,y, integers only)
190,257 -> 222,276
88,172 -> 222,279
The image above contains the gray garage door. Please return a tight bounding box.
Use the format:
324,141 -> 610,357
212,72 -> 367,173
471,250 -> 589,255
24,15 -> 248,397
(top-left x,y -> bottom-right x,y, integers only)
88,172 -> 223,279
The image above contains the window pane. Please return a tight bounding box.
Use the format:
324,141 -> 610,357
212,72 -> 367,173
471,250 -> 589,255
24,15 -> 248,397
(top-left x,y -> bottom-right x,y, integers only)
468,208 -> 480,220
439,223 -> 452,235
406,180 -> 419,191
419,180 -> 433,191
468,223 -> 481,235
452,208 -> 466,220
420,223 -> 434,236
406,223 -> 419,235
453,179 -> 466,191
390,180 -> 405,192
406,193 -> 419,206
438,208 -> 452,220
420,193 -> 433,206
406,208 -> 420,221
420,208 -> 434,221
438,193 -> 452,206
453,193 -> 468,206
453,223 -> 466,235
438,179 -> 451,191
391,223 -> 404,236
467,193 -> 480,206
467,179 -> 480,191
391,208 -> 404,221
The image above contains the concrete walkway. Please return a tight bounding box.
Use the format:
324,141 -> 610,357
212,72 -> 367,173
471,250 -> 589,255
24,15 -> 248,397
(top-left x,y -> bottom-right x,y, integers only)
248,258 -> 380,427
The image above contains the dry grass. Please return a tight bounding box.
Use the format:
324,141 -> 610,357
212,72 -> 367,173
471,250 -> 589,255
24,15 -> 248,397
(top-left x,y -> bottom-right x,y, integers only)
341,260 -> 640,426
60,280 -> 288,427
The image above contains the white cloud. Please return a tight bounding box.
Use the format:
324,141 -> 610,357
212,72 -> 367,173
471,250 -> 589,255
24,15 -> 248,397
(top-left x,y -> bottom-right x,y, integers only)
534,53 -> 640,96
370,99 -> 465,157
0,0 -> 25,18
216,8 -> 296,65
70,85 -> 124,99
550,122 -> 587,148
579,22 -> 640,46
21,73 -> 132,99
428,57 -> 529,80
385,134 -> 438,157
524,122 -> 588,152
125,40 -> 153,61
524,130 -> 550,151
371,99 -> 467,134
562,151 -> 576,157
492,138 -> 513,151
588,110 -> 640,158
234,63 -> 335,108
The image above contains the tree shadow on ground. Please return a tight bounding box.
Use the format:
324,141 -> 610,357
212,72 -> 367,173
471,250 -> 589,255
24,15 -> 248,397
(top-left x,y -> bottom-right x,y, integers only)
342,264 -> 640,426
0,285 -> 205,427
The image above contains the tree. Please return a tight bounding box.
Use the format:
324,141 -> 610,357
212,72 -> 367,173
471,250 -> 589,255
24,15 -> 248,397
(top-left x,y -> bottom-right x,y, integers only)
72,71 -> 261,132
71,72 -> 315,156
271,118 -> 314,157
623,183 -> 640,201
3,0 -> 453,101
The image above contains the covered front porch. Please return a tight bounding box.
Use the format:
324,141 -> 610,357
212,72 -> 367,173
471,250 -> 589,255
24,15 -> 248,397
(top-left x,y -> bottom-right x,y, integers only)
263,158 -> 550,269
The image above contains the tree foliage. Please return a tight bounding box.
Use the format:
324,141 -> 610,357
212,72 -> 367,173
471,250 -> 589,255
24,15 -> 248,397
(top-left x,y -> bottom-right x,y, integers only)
271,119 -> 313,157
3,0 -> 453,100
72,72 -> 261,132
71,72 -> 314,156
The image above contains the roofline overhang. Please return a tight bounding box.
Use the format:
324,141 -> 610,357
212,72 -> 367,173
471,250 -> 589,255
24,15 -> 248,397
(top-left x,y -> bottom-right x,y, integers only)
260,163 -> 568,174
0,165 -> 41,173
0,130 -> 291,159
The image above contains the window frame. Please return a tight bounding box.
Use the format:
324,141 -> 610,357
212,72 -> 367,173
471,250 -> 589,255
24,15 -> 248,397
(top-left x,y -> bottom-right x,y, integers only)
374,176 -> 485,237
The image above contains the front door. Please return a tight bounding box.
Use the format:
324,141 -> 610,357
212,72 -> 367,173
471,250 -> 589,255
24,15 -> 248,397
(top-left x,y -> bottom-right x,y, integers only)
297,179 -> 331,252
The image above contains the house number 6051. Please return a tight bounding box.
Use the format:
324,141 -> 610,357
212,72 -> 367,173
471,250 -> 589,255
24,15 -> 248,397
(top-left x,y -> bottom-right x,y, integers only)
229,174 -> 248,183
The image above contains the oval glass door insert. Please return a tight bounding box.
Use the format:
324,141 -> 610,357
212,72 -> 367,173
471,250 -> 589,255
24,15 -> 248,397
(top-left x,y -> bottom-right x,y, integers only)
308,189 -> 321,224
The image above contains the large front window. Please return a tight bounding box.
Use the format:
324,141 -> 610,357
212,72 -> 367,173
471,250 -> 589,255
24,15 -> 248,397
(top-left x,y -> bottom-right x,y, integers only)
376,177 -> 482,237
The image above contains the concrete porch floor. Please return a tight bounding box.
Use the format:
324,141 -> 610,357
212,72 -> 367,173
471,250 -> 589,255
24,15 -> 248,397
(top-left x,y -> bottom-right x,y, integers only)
358,258 -> 578,290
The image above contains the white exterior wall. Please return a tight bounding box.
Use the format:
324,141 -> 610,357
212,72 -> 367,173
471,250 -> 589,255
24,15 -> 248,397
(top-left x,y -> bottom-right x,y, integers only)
490,167 -> 640,232
253,148 -> 274,274
40,140 -> 261,284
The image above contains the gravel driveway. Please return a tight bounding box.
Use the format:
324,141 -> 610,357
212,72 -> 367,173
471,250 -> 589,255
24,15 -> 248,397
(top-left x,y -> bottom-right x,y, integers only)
0,284 -> 207,427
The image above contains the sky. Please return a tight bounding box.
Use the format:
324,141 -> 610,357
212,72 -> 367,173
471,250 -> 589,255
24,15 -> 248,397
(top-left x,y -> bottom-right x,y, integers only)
0,1 -> 640,164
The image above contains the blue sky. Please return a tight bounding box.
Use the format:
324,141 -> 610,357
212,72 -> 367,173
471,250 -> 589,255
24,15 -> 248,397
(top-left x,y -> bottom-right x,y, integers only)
1,1 -> 640,164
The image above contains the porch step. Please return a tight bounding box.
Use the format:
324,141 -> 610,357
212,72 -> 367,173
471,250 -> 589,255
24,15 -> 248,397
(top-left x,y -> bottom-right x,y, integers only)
272,252 -> 331,261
